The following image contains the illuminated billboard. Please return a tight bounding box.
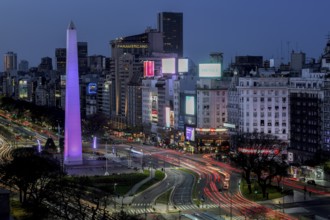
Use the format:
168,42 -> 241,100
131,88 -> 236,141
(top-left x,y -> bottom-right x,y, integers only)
144,61 -> 155,77
185,96 -> 195,115
18,80 -> 28,99
199,63 -> 221,77
170,110 -> 174,127
178,59 -> 188,73
151,96 -> 158,123
87,83 -> 97,94
162,58 -> 176,74
186,127 -> 195,141
165,107 -> 170,127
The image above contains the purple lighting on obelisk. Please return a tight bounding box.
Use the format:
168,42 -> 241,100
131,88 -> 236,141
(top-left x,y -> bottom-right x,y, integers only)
64,21 -> 83,165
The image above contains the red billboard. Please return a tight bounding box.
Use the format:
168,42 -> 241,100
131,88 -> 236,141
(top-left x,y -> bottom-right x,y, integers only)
144,61 -> 155,77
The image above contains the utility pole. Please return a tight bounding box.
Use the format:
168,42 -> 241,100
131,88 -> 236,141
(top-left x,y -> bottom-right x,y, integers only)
230,191 -> 233,220
105,142 -> 109,176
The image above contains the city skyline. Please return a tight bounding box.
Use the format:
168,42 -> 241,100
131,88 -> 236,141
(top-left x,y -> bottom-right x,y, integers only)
1,0 -> 330,70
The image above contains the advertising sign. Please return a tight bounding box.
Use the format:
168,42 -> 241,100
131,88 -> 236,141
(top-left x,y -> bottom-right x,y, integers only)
144,61 -> 155,77
186,127 -> 195,141
162,58 -> 176,74
199,63 -> 221,77
185,96 -> 195,115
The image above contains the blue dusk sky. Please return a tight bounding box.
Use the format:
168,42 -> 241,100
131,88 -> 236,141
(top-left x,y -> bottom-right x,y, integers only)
0,0 -> 329,69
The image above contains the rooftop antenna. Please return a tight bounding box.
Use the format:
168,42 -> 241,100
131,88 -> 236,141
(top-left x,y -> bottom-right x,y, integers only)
280,40 -> 284,64
287,41 -> 291,63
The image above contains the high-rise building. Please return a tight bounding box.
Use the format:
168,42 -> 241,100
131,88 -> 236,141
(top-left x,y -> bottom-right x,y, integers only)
55,48 -> 66,73
64,22 -> 83,165
78,42 -> 88,75
235,77 -> 289,141
38,57 -> 53,72
290,51 -> 305,73
18,60 -> 29,72
56,42 -> 87,75
110,28 -> 163,121
4,51 -> 17,72
231,56 -> 263,76
158,12 -> 183,57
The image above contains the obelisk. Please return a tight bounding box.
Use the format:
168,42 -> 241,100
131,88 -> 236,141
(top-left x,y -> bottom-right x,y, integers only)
64,21 -> 83,165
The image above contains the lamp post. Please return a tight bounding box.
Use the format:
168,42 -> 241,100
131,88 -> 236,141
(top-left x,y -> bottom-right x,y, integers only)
113,183 -> 117,211
143,196 -> 147,220
141,149 -> 143,169
57,122 -> 61,153
230,191 -> 233,220
104,142 -> 109,176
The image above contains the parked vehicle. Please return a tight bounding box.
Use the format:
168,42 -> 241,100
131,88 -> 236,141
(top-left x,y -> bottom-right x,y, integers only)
307,180 -> 316,185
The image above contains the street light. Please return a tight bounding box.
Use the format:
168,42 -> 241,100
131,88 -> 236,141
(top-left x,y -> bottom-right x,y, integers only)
141,149 -> 144,169
143,196 -> 147,220
113,183 -> 117,211
104,142 -> 109,176
57,122 -> 61,153
230,191 -> 233,220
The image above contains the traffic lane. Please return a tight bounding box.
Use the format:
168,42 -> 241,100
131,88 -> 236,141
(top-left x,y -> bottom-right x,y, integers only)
133,168 -> 176,204
172,169 -> 194,205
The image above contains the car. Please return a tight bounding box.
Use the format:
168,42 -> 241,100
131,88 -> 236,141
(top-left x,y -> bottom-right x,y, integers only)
307,180 -> 316,185
222,181 -> 229,190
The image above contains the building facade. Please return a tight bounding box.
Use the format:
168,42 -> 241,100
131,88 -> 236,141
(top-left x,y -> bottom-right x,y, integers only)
158,12 -> 183,57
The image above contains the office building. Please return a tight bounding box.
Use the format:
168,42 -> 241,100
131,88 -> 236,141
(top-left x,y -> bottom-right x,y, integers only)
158,12 -> 183,57
236,77 -> 289,141
38,57 -> 53,72
290,51 -> 305,73
55,48 -> 66,73
78,42 -> 88,75
4,51 -> 17,72
18,60 -> 29,72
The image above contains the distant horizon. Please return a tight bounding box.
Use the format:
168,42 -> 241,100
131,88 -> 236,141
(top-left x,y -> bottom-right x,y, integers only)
1,0 -> 329,70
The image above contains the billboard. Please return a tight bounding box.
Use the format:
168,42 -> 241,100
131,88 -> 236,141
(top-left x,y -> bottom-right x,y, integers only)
170,110 -> 174,127
162,58 -> 176,74
178,59 -> 188,73
186,127 -> 195,141
144,61 -> 155,77
151,96 -> 158,123
199,63 -> 221,77
185,96 -> 195,115
18,80 -> 28,99
165,107 -> 170,128
87,83 -> 97,94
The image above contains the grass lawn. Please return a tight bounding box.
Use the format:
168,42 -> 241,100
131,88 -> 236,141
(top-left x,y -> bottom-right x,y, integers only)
11,199 -> 33,220
67,170 -> 150,196
155,189 -> 171,204
240,179 -> 283,201
137,169 -> 165,194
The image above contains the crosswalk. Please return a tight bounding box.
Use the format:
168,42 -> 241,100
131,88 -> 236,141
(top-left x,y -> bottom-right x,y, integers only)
122,203 -> 223,215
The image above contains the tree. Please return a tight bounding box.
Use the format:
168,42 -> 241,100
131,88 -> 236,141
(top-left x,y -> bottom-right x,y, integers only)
230,132 -> 288,197
46,177 -> 109,220
0,147 -> 63,218
82,113 -> 109,138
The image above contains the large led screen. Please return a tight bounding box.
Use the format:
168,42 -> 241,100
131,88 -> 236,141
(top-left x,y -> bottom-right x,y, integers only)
162,58 -> 176,74
18,80 -> 28,99
144,61 -> 155,77
87,83 -> 97,94
151,96 -> 158,123
199,63 -> 221,77
178,59 -> 188,73
165,107 -> 170,128
185,96 -> 195,115
186,127 -> 195,141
